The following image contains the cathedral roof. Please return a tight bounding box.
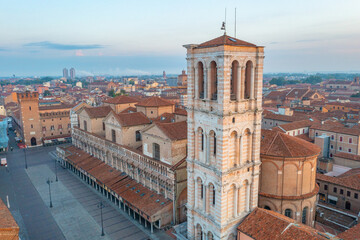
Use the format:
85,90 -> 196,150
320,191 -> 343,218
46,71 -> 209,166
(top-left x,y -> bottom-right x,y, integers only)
261,129 -> 320,158
196,34 -> 257,49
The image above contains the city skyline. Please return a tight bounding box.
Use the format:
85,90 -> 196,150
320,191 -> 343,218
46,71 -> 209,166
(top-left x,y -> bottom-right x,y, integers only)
1,0 -> 360,76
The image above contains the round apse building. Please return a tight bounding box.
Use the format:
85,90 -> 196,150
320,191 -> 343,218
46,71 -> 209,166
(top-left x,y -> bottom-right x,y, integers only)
258,129 -> 321,227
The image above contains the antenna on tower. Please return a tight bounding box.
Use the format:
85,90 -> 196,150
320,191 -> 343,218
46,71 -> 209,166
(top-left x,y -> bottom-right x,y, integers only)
235,8 -> 237,38
221,8 -> 226,35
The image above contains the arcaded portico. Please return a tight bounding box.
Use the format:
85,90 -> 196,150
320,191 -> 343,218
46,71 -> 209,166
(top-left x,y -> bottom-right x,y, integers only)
259,129 -> 321,227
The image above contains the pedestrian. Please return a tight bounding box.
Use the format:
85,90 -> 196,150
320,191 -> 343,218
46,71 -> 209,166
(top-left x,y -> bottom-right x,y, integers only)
10,147 -> 13,151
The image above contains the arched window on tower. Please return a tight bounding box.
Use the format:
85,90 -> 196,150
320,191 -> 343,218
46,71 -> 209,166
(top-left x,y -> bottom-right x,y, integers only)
302,207 -> 308,224
244,61 -> 253,99
285,209 -> 292,218
210,61 -> 218,100
198,62 -> 205,99
231,61 -> 239,101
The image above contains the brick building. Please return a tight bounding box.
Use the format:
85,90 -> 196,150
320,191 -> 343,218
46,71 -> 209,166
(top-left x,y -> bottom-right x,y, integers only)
13,91 -> 73,146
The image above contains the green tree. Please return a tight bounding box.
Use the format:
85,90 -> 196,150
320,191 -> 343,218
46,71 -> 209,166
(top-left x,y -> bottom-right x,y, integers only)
108,89 -> 115,97
269,77 -> 286,86
43,90 -> 51,96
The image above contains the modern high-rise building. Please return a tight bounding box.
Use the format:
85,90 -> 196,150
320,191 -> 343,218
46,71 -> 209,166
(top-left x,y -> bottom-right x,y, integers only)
63,68 -> 69,78
70,68 -> 76,80
184,34 -> 264,240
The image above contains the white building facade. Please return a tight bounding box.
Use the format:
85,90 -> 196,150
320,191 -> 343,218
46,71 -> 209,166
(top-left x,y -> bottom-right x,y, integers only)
184,35 -> 264,240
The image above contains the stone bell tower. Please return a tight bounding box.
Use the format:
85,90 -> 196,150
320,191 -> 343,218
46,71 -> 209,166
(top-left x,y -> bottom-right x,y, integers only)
184,34 -> 264,240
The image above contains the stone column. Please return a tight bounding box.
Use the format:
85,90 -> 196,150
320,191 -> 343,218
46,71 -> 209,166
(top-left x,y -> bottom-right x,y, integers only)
250,66 -> 255,99
241,67 -> 246,99
246,184 -> 250,212
203,185 -> 207,212
206,134 -> 210,164
234,187 -> 238,217
207,67 -> 212,100
194,67 -> 199,99
194,180 -> 198,209
236,66 -> 242,101
205,185 -> 209,214
236,136 -> 240,166
204,68 -> 208,99
239,135 -> 243,165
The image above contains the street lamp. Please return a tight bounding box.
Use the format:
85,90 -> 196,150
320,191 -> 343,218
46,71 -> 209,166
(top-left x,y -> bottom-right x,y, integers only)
97,201 -> 106,236
46,178 -> 53,208
54,159 -> 58,182
23,148 -> 28,169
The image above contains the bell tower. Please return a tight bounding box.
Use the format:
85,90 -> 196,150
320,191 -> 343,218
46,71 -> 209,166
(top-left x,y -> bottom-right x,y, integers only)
184,35 -> 264,240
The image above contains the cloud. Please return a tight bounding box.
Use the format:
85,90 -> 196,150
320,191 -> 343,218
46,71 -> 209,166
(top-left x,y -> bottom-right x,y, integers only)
75,50 -> 84,56
296,39 -> 320,43
24,41 -> 104,50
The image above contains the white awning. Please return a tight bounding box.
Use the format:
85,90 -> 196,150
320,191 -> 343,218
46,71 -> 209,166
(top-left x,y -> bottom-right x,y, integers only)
328,195 -> 338,201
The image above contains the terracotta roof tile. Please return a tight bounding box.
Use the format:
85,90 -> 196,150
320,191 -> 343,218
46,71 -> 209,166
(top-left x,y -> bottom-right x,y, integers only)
84,106 -> 112,118
333,152 -> 360,161
115,112 -> 151,127
316,169 -> 360,191
261,129 -> 321,158
310,123 -> 360,136
120,107 -> 137,113
196,35 -> 257,48
136,96 -> 174,107
273,119 -> 318,132
155,121 -> 187,140
174,108 -> 187,116
237,208 -> 335,240
103,95 -> 139,104
0,198 -> 19,230
337,223 -> 360,240
38,103 -> 75,111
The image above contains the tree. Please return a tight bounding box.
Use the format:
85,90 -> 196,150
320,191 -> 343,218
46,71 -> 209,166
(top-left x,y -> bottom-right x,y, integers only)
303,75 -> 322,84
270,77 -> 286,86
351,92 -> 360,98
108,89 -> 115,97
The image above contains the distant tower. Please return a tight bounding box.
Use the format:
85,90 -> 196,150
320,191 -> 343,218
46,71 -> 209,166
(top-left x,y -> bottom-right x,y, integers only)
63,68 -> 69,78
354,76 -> 360,84
185,34 -> 264,240
177,70 -> 188,86
70,68 -> 76,80
163,70 -> 167,80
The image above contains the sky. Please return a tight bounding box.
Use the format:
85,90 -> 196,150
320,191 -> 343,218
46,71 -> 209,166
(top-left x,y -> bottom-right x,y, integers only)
1,0 -> 360,77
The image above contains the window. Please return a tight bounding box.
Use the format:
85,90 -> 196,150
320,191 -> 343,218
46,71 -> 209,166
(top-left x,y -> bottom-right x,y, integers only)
232,117 -> 235,123
83,121 -> 87,131
200,184 -> 204,199
58,125 -> 62,129
285,209 -> 292,218
201,132 -> 204,151
264,206 -> 271,210
136,130 -> 141,141
355,193 -> 358,199
348,148 -> 352,153
50,125 -> 55,130
347,191 -> 351,197
324,185 -> 328,190
330,145 -> 334,149
340,136 -> 343,142
331,135 -> 334,140
213,135 -> 216,155
333,187 -> 337,193
153,143 -> 160,160
111,129 -> 116,143
31,124 -> 33,129
316,132 -> 318,136
42,127 -> 46,131
340,189 -> 344,195
212,188 -> 215,205
302,207 -> 308,224
349,138 -> 352,144
345,201 -> 351,210
68,124 -> 71,129
29,106 -> 31,111
103,122 -> 105,131
339,146 -> 342,151
317,182 -> 320,187
303,129 -> 305,134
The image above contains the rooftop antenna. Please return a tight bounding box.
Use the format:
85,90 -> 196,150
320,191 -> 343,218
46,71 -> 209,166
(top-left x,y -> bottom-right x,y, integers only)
221,8 -> 226,35
235,8 -> 237,38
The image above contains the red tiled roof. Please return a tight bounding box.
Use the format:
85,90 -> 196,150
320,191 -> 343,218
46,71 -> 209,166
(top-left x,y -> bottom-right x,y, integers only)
103,95 -> 139,104
261,129 -> 321,158
136,97 -> 174,107
155,121 -> 187,140
273,119 -> 317,132
0,198 -> 19,230
154,113 -> 176,123
62,146 -> 172,218
316,169 -> 360,191
38,103 -> 75,111
84,106 -> 112,118
310,122 -> 360,136
237,208 -> 334,240
115,112 -> 151,127
197,35 -> 257,48
174,108 -> 187,116
337,223 -> 360,240
333,152 -> 360,161
120,107 -> 137,113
